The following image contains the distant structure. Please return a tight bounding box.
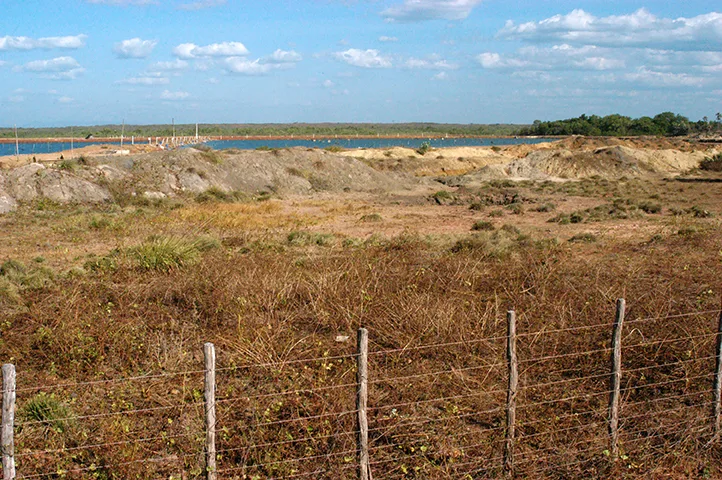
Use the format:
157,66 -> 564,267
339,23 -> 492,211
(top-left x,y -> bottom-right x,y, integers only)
85,134 -> 94,140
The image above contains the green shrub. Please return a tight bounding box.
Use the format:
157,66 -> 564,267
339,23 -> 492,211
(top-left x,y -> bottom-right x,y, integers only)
127,236 -> 220,271
506,203 -> 524,215
416,141 -> 431,155
22,393 -> 73,432
488,209 -> 504,218
689,205 -> 713,218
639,201 -> 662,214
534,203 -> 556,213
196,187 -> 247,203
324,145 -> 345,153
287,231 -> 333,247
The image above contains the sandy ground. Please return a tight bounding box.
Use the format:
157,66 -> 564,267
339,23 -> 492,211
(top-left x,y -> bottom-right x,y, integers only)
0,143 -> 159,169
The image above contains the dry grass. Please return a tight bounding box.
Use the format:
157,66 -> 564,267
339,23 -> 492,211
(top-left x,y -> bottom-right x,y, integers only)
1,174 -> 722,478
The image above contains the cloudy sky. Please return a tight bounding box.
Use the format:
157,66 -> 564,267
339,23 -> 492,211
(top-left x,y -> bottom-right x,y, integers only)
1,0 -> 721,127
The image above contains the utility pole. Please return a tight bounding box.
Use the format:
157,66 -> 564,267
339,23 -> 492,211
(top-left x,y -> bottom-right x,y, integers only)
13,124 -> 19,158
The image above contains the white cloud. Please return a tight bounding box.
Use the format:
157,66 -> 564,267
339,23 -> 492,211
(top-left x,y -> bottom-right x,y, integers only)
334,49 -> 392,68
173,41 -> 249,58
498,9 -> 722,51
160,90 -> 189,100
382,0 -> 483,22
379,36 -> 399,42
114,38 -> 157,58
118,75 -> 170,85
323,79 -> 334,88
224,57 -> 278,75
432,71 -> 448,80
477,45 -> 625,71
624,67 -> 706,88
404,56 -> 458,69
0,61 -> 6,67
9,95 -> 25,103
17,56 -> 85,79
178,0 -> 226,10
58,96 -> 74,103
263,49 -> 302,64
0,35 -> 87,51
20,56 -> 80,72
148,59 -> 190,71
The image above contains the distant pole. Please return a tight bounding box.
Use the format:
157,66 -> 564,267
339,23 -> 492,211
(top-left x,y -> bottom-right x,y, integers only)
712,310 -> 722,438
71,126 -> 74,157
172,118 -> 175,139
204,343 -> 217,480
608,299 -> 625,461
357,328 -> 370,480
2,364 -> 16,480
13,125 -> 19,158
196,123 -> 199,141
503,310 -> 518,477
121,119 -> 125,148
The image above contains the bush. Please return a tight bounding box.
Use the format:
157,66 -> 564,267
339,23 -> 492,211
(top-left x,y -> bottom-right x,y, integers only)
639,201 -> 662,214
699,153 -> 722,172
360,213 -> 383,223
22,393 -> 73,432
416,141 -> 431,155
471,220 -> 495,231
127,236 -> 220,272
569,233 -> 598,243
324,145 -> 345,153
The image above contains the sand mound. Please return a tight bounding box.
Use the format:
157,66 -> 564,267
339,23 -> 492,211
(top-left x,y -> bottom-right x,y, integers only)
340,146 -> 511,176
446,144 -> 716,186
0,147 -> 419,213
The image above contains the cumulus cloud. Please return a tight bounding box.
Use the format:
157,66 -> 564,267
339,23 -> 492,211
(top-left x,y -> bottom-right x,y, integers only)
0,35 -> 87,51
160,89 -> 189,100
624,68 -> 706,88
478,45 -> 625,71
117,75 -> 170,85
498,9 -> 722,51
224,58 -> 277,75
404,55 -> 458,69
382,0 -> 483,22
148,59 -> 190,72
113,38 -> 157,58
178,0 -> 226,10
58,96 -> 74,103
379,36 -> 398,42
334,49 -> 392,68
9,95 -> 25,103
15,56 -> 86,79
432,71 -> 448,80
262,49 -> 302,64
173,41 -> 249,58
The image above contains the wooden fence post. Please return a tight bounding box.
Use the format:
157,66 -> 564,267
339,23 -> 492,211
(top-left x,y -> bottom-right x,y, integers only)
2,364 -> 16,480
712,310 -> 722,439
357,328 -> 370,480
503,310 -> 518,477
608,299 -> 625,461
204,343 -> 217,480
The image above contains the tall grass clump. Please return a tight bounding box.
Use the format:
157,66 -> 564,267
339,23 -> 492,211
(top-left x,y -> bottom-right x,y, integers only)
127,235 -> 220,271
21,393 -> 73,433
699,152 -> 722,172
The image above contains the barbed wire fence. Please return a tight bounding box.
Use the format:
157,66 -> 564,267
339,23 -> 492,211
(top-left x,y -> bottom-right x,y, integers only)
1,300 -> 721,479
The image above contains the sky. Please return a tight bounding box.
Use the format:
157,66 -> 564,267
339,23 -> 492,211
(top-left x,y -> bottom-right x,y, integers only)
0,0 -> 721,127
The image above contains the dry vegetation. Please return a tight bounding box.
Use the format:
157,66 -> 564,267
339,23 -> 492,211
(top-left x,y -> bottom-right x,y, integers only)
1,145 -> 722,478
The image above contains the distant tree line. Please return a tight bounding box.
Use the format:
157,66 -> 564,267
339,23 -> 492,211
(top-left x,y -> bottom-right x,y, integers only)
520,112 -> 722,137
0,123 -> 521,139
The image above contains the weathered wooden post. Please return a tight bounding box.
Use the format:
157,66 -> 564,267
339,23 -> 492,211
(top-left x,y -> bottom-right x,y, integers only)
204,343 -> 217,480
357,328 -> 370,480
503,310 -> 518,477
608,299 -> 625,461
2,364 -> 16,480
712,310 -> 722,438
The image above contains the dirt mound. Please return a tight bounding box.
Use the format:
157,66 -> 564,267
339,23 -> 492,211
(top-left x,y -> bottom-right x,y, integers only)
446,144 -> 716,185
340,146 -> 511,176
0,147 -> 420,213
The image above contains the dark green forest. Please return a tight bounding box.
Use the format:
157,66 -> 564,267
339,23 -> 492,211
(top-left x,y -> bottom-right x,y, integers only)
521,112 -> 722,137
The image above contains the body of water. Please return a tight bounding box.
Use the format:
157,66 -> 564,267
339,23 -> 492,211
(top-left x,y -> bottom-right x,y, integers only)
0,137 -> 553,157
0,141 -> 122,157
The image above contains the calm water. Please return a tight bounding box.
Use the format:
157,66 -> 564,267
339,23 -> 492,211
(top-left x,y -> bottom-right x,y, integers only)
0,137 -> 552,157
0,141 -> 122,157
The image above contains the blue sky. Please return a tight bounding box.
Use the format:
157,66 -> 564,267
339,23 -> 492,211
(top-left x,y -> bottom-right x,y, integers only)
1,0 -> 721,127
